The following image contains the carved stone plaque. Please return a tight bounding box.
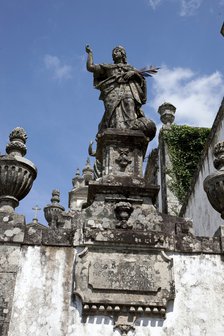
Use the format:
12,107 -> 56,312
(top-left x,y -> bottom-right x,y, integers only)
89,258 -> 158,292
74,248 -> 174,315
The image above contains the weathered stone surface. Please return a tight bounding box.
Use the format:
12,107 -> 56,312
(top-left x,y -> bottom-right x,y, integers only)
24,222 -> 48,245
0,244 -> 223,336
0,245 -> 21,336
81,197 -> 193,247
0,213 -> 25,243
0,245 -> 21,272
83,200 -> 162,232
42,228 -> 74,246
160,254 -> 224,336
8,246 -> 74,336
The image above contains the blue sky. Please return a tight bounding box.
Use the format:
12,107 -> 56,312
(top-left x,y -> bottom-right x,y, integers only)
0,0 -> 223,224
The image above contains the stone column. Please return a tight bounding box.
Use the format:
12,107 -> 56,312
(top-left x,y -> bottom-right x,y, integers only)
157,103 -> 181,215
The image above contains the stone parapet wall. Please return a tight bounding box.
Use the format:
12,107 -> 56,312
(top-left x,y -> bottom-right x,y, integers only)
1,243 -> 223,336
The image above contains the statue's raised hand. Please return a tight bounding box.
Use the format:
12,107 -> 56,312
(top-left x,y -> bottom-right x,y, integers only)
85,45 -> 92,54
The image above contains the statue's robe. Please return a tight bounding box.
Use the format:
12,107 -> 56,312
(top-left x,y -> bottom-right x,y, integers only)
93,63 -> 147,132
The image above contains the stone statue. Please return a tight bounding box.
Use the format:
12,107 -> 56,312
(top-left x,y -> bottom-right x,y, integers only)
86,45 -> 157,139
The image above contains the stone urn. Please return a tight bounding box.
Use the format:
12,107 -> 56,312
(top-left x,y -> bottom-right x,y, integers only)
204,141 -> 224,219
0,127 -> 37,212
44,190 -> 65,228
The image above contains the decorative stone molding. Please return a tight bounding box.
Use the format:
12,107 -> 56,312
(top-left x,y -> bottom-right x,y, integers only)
0,128 -> 37,212
158,103 -> 176,127
204,141 -> 224,219
44,190 -> 65,227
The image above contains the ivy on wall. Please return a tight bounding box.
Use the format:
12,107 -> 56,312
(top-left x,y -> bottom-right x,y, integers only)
163,125 -> 210,203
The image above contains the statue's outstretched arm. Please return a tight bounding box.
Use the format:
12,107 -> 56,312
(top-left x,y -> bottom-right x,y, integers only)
85,45 -> 96,72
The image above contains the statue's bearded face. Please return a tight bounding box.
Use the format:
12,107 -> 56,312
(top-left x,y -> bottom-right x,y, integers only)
112,46 -> 127,63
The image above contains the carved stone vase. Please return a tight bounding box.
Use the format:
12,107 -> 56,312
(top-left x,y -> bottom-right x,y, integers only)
0,127 -> 37,212
204,141 -> 224,219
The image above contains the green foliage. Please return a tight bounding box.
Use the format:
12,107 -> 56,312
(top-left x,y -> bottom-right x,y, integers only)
163,124 -> 210,203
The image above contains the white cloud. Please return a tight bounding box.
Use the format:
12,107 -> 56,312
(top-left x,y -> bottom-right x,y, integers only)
180,0 -> 203,16
148,0 -> 204,16
44,54 -> 72,80
148,0 -> 162,10
150,66 -> 224,127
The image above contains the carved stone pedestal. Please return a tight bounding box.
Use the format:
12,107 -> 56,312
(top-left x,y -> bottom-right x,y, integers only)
95,128 -> 149,178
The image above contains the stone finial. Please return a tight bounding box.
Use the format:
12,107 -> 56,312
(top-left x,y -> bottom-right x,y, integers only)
72,168 -> 84,189
158,103 -> 176,127
204,141 -> 224,219
51,189 -> 60,204
44,190 -> 65,228
82,158 -> 94,184
6,127 -> 27,157
0,127 -> 37,213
